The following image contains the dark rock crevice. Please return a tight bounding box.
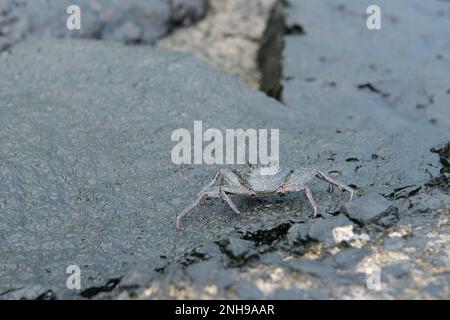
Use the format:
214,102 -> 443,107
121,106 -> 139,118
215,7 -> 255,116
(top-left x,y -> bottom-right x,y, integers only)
284,23 -> 305,35
258,0 -> 286,101
427,141 -> 450,193
431,141 -> 450,173
79,278 -> 121,299
241,222 -> 292,245
357,83 -> 391,98
168,0 -> 209,30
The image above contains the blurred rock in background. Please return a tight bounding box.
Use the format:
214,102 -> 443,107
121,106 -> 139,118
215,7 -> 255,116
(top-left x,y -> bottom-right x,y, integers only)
0,0 -> 285,99
160,0 -> 285,99
0,0 -> 208,49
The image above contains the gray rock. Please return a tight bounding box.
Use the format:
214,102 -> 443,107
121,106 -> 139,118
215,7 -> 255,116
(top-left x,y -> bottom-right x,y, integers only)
116,3 -> 450,301
178,242 -> 222,267
2,0 -> 450,298
215,270 -> 235,289
1,38 -> 311,298
287,258 -> 335,278
185,260 -> 220,286
0,0 -> 207,50
283,0 -> 449,207
421,283 -> 446,298
431,251 -> 448,267
170,0 -> 208,26
119,266 -> 157,290
259,252 -> 285,266
287,223 -> 310,245
284,0 -> 450,127
381,263 -> 410,281
221,237 -> 254,259
432,142 -> 450,167
306,289 -> 331,300
273,288 -> 307,300
219,237 -> 258,267
143,0 -> 450,299
343,195 -> 398,225
385,185 -> 422,200
383,237 -> 406,250
377,214 -> 399,227
233,279 -> 263,300
308,215 -> 354,246
332,248 -> 371,271
0,286 -> 55,300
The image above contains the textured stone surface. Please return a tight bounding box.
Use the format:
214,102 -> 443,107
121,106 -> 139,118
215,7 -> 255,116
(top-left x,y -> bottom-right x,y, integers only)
283,0 -> 450,127
343,194 -> 398,225
287,223 -> 310,245
0,0 -> 207,50
308,214 -> 354,246
1,0 -> 450,300
0,0 -> 286,98
0,38 -> 317,299
220,237 -> 256,261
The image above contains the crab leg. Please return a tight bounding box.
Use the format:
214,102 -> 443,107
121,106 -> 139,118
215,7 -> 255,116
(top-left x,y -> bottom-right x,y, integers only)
198,171 -> 223,195
304,186 -> 318,217
316,171 -> 354,200
281,183 -> 318,217
220,189 -> 245,218
327,183 -> 334,193
176,191 -> 207,231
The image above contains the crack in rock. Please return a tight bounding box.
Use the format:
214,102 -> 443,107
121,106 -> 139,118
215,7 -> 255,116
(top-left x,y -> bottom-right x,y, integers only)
217,237 -> 259,267
357,83 -> 390,98
385,185 -> 422,200
0,286 -> 56,300
284,23 -> 305,35
431,141 -> 450,173
80,278 -> 121,299
258,0 -> 286,100
241,222 -> 292,245
428,141 -> 450,193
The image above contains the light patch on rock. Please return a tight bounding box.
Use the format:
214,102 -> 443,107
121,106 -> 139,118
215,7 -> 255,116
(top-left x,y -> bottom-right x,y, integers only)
388,232 -> 404,238
357,251 -> 411,276
332,225 -> 370,244
252,267 -> 284,295
388,227 -> 412,238
159,0 -> 279,88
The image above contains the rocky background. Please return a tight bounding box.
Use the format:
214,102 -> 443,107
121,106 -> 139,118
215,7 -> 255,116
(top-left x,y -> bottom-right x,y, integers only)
0,0 -> 449,299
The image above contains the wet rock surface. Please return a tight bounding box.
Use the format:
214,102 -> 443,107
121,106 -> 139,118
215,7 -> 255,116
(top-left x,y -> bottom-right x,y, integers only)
0,0 -> 449,300
0,0 -> 207,50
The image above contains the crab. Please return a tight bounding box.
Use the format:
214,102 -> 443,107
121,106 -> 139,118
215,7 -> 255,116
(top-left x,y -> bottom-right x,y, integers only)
176,165 -> 355,230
